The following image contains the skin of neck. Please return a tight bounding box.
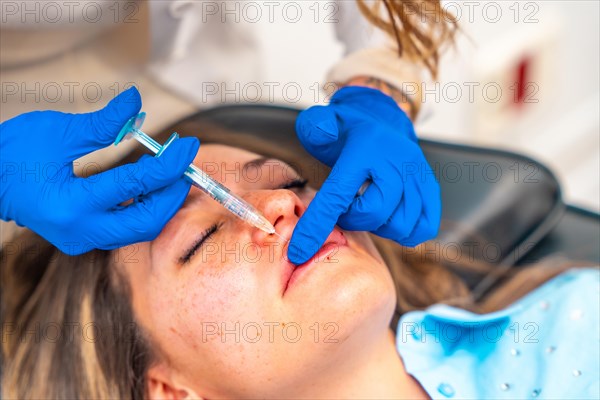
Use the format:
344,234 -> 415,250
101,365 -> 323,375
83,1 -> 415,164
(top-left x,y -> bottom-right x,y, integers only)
281,329 -> 430,400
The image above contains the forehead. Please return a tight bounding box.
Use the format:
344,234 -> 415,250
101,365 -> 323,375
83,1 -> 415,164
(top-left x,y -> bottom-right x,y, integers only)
192,143 -> 296,189
193,144 -> 262,185
194,143 -> 259,165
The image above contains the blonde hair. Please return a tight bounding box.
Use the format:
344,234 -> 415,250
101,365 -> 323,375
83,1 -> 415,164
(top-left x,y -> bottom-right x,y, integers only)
357,0 -> 459,78
1,231 -> 155,399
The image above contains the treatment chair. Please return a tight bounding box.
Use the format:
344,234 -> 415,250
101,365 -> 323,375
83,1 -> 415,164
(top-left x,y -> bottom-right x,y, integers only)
131,104 -> 599,300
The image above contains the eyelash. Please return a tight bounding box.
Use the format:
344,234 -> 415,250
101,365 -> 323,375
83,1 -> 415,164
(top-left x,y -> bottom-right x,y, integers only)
180,178 -> 307,264
279,178 -> 308,190
180,223 -> 219,264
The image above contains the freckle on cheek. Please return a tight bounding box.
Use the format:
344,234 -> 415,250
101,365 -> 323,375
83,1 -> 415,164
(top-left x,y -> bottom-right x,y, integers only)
168,325 -> 196,348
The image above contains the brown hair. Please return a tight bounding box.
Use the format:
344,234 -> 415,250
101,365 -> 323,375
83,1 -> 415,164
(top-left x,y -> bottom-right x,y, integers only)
357,0 -> 459,78
373,239 -> 593,329
1,231 -> 155,399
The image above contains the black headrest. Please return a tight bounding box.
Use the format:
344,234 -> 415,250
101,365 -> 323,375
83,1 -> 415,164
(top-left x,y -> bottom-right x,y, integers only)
151,104 -> 566,292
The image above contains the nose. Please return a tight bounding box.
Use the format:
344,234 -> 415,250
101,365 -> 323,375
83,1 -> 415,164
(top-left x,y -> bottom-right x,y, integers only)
247,190 -> 305,246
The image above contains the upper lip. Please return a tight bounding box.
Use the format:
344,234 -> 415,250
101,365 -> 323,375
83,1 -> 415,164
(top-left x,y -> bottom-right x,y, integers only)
281,227 -> 348,295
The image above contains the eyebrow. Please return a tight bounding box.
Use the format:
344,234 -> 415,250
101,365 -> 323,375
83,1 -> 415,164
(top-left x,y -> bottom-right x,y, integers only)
242,157 -> 272,174
181,157 -> 276,208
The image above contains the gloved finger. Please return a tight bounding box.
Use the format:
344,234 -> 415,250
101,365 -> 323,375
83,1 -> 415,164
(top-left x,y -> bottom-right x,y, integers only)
337,169 -> 404,231
373,176 -> 423,242
399,169 -> 442,246
296,106 -> 341,166
95,177 -> 192,249
296,105 -> 339,146
288,159 -> 367,265
78,137 -> 199,210
65,87 -> 142,160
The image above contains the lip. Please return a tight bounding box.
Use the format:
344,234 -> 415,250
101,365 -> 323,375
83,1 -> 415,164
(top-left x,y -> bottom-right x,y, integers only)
281,227 -> 348,296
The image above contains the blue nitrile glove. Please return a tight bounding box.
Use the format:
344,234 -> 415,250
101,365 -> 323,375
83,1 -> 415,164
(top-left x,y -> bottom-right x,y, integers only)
0,87 -> 199,255
288,86 -> 441,265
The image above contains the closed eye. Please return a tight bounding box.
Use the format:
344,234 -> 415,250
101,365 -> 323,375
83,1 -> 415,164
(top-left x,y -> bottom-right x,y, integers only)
278,178 -> 308,190
179,223 -> 221,265
178,178 -> 307,265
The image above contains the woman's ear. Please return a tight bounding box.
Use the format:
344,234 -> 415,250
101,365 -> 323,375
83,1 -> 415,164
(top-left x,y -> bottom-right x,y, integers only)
146,363 -> 203,400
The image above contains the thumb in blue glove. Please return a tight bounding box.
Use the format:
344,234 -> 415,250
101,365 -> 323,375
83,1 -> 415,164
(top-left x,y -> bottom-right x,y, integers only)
288,86 -> 441,265
0,87 -> 200,255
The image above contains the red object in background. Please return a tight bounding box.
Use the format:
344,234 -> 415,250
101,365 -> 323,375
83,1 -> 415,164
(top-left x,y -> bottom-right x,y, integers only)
514,55 -> 532,106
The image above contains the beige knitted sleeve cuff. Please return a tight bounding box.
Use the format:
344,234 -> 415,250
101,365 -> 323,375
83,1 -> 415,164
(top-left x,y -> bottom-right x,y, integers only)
326,46 -> 424,115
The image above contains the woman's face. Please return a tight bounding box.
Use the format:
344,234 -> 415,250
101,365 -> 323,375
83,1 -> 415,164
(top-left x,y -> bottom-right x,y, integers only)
116,144 -> 396,398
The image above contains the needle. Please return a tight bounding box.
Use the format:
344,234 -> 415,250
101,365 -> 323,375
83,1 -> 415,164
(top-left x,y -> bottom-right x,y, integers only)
271,231 -> 289,242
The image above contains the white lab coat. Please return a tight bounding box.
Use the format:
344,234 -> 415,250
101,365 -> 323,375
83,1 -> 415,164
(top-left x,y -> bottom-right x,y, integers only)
0,0 -> 420,111
144,0 -> 416,106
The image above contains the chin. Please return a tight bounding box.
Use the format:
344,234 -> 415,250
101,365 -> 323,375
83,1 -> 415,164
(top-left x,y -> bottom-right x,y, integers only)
292,252 -> 397,343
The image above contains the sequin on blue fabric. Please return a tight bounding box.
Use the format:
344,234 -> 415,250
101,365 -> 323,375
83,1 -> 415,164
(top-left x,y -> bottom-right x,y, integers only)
437,382 -> 455,398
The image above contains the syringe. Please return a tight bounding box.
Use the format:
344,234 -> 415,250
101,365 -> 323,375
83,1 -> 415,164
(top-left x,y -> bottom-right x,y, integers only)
114,112 -> 276,235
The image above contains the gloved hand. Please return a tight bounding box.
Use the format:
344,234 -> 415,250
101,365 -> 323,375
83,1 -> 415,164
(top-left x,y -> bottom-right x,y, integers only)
0,87 -> 199,255
288,86 -> 441,265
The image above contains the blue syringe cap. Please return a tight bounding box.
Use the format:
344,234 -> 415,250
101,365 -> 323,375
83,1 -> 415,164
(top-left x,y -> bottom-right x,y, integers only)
114,112 -> 146,146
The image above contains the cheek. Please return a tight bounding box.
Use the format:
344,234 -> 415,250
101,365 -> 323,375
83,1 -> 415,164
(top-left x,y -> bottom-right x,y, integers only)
153,263 -> 288,387
299,189 -> 316,205
167,248 -> 266,346
178,268 -> 252,326
148,267 -> 262,379
345,231 -> 385,264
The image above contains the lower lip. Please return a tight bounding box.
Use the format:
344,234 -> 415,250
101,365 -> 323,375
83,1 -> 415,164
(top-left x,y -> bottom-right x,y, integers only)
286,242 -> 342,289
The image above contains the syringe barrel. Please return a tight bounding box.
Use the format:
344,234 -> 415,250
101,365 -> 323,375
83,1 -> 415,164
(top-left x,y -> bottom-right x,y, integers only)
185,164 -> 274,233
116,117 -> 275,234
131,130 -> 162,154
